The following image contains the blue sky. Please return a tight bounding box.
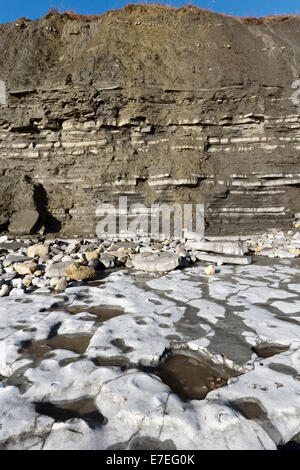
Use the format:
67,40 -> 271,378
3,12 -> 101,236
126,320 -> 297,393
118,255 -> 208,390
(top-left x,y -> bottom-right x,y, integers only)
0,0 -> 299,24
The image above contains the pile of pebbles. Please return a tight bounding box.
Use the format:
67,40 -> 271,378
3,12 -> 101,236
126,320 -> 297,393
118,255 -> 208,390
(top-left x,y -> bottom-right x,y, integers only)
244,228 -> 300,258
0,228 -> 299,297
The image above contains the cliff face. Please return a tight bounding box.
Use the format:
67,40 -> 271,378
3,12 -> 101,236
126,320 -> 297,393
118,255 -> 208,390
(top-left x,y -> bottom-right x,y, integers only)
0,5 -> 300,237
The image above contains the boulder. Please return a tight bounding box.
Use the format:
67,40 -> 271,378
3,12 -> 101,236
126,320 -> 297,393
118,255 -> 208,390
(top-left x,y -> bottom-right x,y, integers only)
185,240 -> 247,256
3,255 -> 32,267
132,252 -> 179,272
9,209 -> 40,234
195,252 -> 252,265
66,263 -> 96,281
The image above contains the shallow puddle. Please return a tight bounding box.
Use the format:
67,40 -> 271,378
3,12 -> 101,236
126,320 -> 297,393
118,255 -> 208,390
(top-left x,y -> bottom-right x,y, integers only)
58,355 -> 87,367
67,305 -> 125,322
91,356 -> 132,370
86,281 -> 106,287
19,333 -> 92,358
268,363 -> 298,376
111,338 -> 135,353
252,342 -> 290,359
154,353 -> 242,401
34,398 -> 107,429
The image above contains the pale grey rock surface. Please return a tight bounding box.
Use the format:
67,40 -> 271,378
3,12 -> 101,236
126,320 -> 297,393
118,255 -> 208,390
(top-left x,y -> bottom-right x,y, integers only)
195,252 -> 253,265
8,210 -> 40,234
132,252 -> 180,272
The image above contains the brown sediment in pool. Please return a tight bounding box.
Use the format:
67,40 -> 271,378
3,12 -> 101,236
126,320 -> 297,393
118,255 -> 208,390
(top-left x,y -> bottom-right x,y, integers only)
252,342 -> 290,359
67,305 -> 125,322
58,355 -> 87,367
34,398 -> 107,428
154,353 -> 242,401
19,333 -> 92,357
111,338 -> 135,353
91,356 -> 132,370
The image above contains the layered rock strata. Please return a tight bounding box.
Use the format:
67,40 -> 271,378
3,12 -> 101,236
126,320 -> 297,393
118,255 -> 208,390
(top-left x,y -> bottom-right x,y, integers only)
0,6 -> 300,237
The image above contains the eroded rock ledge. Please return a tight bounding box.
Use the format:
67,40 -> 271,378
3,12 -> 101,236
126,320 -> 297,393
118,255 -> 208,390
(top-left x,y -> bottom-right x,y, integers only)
0,5 -> 300,237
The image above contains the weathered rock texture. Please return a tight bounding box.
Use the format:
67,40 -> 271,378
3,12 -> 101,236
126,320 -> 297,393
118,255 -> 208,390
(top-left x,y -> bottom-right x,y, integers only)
0,5 -> 300,236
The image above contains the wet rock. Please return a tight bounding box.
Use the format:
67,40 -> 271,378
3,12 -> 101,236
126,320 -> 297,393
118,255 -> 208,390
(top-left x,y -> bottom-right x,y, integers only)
132,252 -> 179,272
8,209 -> 40,234
66,263 -> 96,281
